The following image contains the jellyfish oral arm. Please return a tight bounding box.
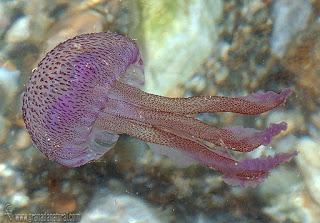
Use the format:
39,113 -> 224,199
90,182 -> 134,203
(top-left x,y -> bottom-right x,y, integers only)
102,97 -> 288,153
109,80 -> 292,115
96,111 -> 297,187
96,112 -> 237,169
96,81 -> 296,187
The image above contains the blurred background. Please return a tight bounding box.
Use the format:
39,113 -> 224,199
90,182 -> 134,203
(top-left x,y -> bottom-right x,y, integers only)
0,0 -> 319,222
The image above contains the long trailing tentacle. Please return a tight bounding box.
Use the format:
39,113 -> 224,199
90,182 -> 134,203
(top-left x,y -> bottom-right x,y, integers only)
103,98 -> 288,152
96,113 -> 297,187
109,80 -> 292,115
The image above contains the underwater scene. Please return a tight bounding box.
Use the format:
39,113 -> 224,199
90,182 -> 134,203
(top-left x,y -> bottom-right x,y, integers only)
0,0 -> 319,222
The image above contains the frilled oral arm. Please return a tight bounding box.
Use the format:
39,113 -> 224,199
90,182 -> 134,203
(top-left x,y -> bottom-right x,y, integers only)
95,80 -> 296,187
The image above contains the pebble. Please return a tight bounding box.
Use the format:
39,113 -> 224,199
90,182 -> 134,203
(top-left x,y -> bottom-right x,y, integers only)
5,16 -> 31,43
46,11 -> 104,52
263,187 -> 316,223
0,115 -> 9,144
114,136 -> 149,171
13,130 -> 31,150
0,2 -> 10,36
258,164 -> 300,201
0,66 -> 20,102
297,137 -> 320,205
144,0 -> 223,96
80,191 -> 162,223
0,163 -> 14,178
10,191 -> 29,207
311,108 -> 320,128
50,193 -> 77,213
214,66 -> 229,85
255,134 -> 299,201
186,75 -> 206,93
0,162 -> 27,211
270,0 -> 312,57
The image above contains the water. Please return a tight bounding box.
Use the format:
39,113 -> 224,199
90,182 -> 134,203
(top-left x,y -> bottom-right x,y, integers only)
0,0 -> 319,222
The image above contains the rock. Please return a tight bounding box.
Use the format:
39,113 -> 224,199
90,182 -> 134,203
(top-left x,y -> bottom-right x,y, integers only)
0,115 -> 9,144
113,136 -> 149,172
45,11 -> 104,52
0,2 -> 10,36
260,135 -> 319,223
0,163 -> 27,208
49,193 -> 77,214
258,165 -> 300,201
185,75 -> 206,93
263,187 -> 320,223
311,111 -> 320,129
80,191 -> 162,223
13,129 -> 31,150
10,191 -> 29,207
261,136 -> 320,221
282,23 -> 320,98
0,66 -> 20,104
257,135 -> 299,197
297,137 -> 320,205
5,16 -> 31,43
143,0 -> 222,96
270,0 -> 312,57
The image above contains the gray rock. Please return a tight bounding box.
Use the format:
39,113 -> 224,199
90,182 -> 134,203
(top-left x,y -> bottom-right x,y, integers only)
143,0 -> 222,95
297,137 -> 320,205
0,115 -> 8,144
80,191 -> 162,223
5,16 -> 31,43
271,0 -> 312,57
0,67 -> 20,102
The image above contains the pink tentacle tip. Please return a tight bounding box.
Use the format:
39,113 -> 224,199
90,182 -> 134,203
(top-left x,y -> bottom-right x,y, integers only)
222,150 -> 298,187
281,87 -> 293,98
246,87 -> 293,104
259,122 -> 288,145
278,88 -> 293,105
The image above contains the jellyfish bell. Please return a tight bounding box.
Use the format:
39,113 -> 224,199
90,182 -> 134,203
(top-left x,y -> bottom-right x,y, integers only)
22,32 -> 139,167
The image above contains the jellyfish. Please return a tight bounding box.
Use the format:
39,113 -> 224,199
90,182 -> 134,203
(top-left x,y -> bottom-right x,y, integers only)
22,32 -> 297,187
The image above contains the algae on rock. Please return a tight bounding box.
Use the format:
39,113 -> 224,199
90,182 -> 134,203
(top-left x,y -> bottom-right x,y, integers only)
140,0 -> 222,96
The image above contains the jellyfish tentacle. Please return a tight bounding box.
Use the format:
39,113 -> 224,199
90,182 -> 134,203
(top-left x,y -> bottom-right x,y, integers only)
109,80 -> 292,115
103,98 -> 288,152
